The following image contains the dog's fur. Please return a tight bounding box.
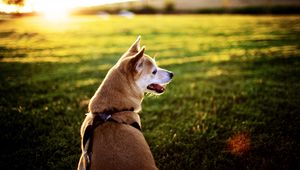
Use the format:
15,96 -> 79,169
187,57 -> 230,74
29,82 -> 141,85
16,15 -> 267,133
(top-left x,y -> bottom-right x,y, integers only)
78,36 -> 173,170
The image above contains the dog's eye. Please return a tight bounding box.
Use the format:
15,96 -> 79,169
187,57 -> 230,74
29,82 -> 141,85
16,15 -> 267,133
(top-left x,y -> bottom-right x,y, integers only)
152,69 -> 157,75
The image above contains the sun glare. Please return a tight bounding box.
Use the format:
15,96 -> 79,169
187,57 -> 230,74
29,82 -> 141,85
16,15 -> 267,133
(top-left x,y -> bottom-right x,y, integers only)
0,0 -> 136,20
33,0 -> 71,20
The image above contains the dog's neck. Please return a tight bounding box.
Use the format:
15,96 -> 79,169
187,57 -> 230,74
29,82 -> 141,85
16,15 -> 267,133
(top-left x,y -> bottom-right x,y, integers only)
88,67 -> 144,114
111,111 -> 141,129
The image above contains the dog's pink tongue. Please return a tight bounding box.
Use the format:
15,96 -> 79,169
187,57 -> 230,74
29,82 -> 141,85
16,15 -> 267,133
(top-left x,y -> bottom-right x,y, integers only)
148,84 -> 165,93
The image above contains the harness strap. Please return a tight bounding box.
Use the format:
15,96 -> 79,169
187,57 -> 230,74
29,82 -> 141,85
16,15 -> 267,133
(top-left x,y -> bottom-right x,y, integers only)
130,122 -> 141,131
82,112 -> 141,170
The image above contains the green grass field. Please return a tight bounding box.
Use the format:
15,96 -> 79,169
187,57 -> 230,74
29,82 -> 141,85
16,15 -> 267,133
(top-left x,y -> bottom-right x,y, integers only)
0,15 -> 300,169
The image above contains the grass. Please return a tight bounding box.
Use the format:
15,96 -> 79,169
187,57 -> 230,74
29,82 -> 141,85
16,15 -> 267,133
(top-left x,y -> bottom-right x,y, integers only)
0,15 -> 300,169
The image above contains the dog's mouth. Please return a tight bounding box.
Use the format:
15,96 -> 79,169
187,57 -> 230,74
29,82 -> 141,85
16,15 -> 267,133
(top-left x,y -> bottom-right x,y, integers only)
147,84 -> 165,94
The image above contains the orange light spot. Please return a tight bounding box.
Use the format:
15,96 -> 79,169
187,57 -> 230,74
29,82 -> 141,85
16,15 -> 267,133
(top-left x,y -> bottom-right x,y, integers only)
227,133 -> 250,155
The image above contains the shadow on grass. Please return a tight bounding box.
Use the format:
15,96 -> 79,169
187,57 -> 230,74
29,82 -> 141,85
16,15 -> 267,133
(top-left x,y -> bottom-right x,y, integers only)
1,52 -> 299,170
0,61 -> 100,169
146,54 -> 300,170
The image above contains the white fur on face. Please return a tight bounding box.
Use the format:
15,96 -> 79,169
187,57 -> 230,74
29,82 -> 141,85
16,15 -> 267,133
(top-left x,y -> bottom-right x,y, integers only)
135,57 -> 172,93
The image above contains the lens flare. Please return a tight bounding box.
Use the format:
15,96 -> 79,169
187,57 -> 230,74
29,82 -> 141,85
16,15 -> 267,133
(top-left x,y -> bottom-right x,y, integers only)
227,133 -> 251,155
0,0 -> 136,20
33,0 -> 71,20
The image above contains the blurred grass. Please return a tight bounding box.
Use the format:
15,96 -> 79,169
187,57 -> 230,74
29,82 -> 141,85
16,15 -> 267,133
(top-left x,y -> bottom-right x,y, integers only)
0,15 -> 300,169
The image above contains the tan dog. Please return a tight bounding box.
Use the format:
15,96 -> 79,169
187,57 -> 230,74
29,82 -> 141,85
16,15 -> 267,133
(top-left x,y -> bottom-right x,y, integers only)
78,36 -> 173,170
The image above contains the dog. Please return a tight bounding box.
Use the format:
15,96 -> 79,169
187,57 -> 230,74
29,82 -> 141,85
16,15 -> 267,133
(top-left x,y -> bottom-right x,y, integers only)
78,36 -> 173,170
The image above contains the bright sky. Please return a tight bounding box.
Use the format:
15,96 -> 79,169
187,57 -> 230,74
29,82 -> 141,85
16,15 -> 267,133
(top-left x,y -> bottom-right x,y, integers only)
0,0 -> 135,14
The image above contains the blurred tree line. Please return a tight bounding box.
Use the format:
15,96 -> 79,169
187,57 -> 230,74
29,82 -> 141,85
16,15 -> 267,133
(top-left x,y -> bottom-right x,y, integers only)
3,0 -> 24,6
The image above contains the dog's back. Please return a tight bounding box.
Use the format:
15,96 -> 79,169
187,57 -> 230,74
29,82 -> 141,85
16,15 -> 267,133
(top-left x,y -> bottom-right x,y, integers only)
90,122 -> 157,170
78,113 -> 157,170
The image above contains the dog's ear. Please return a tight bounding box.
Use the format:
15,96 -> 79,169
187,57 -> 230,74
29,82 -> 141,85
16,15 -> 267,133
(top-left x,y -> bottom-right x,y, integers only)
129,46 -> 145,72
119,36 -> 141,62
128,36 -> 141,53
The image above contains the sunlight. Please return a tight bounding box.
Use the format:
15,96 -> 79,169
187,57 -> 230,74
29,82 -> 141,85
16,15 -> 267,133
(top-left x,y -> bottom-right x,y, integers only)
75,79 -> 99,88
0,56 -> 80,63
33,0 -> 71,20
0,0 -> 136,20
0,1 -> 33,13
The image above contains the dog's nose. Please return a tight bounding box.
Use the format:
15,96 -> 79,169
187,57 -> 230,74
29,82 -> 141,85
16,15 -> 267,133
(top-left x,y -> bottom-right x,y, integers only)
169,72 -> 174,79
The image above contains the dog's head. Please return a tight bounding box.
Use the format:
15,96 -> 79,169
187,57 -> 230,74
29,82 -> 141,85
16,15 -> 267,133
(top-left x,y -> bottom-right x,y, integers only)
117,36 -> 173,95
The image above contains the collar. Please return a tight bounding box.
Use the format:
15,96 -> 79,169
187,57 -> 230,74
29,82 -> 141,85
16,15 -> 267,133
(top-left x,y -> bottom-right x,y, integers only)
92,111 -> 141,131
92,107 -> 134,116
